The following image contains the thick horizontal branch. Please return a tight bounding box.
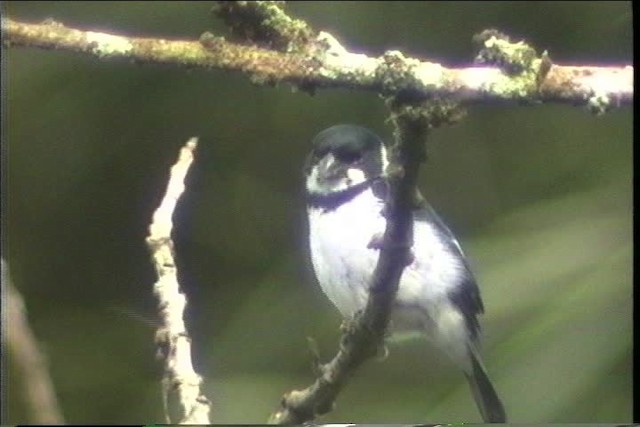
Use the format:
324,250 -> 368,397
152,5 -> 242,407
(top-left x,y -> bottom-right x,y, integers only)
2,17 -> 632,109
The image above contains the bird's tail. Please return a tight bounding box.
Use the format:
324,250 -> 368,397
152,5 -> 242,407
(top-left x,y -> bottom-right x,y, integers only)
464,348 -> 506,423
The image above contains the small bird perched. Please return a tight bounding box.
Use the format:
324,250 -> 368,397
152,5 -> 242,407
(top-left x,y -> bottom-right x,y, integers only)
304,124 -> 506,423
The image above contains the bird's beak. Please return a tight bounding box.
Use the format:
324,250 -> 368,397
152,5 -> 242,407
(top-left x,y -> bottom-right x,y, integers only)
316,153 -> 344,181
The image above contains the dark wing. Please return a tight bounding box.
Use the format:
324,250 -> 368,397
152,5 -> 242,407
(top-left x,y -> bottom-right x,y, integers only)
414,203 -> 485,342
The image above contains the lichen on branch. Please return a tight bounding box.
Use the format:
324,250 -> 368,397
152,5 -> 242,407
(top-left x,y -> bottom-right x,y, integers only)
2,7 -> 632,111
212,1 -> 315,53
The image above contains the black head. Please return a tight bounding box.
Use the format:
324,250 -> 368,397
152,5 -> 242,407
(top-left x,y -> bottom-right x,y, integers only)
305,124 -> 388,208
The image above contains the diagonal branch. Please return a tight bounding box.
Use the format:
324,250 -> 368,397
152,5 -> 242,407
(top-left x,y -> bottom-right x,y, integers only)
2,15 -> 632,110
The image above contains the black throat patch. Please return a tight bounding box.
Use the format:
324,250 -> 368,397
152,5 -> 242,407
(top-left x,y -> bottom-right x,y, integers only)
306,177 -> 387,211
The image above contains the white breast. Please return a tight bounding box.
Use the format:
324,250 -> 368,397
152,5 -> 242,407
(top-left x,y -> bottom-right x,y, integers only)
308,188 -> 466,322
309,189 -> 477,367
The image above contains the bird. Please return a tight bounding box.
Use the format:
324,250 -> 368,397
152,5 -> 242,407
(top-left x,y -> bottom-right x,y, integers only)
304,124 -> 506,423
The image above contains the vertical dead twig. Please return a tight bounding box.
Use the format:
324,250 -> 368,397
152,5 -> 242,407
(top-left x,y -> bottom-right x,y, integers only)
145,138 -> 211,424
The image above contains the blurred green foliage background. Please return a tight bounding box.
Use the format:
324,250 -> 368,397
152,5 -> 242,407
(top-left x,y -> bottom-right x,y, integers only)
2,1 -> 632,424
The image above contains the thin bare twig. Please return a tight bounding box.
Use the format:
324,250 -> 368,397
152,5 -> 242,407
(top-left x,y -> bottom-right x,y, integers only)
2,259 -> 65,424
145,138 -> 211,424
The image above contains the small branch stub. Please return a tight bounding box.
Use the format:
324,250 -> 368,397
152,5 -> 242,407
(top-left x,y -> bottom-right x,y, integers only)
212,1 -> 315,53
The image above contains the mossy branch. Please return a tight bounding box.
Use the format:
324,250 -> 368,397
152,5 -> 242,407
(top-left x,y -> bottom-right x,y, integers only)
2,4 -> 632,112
